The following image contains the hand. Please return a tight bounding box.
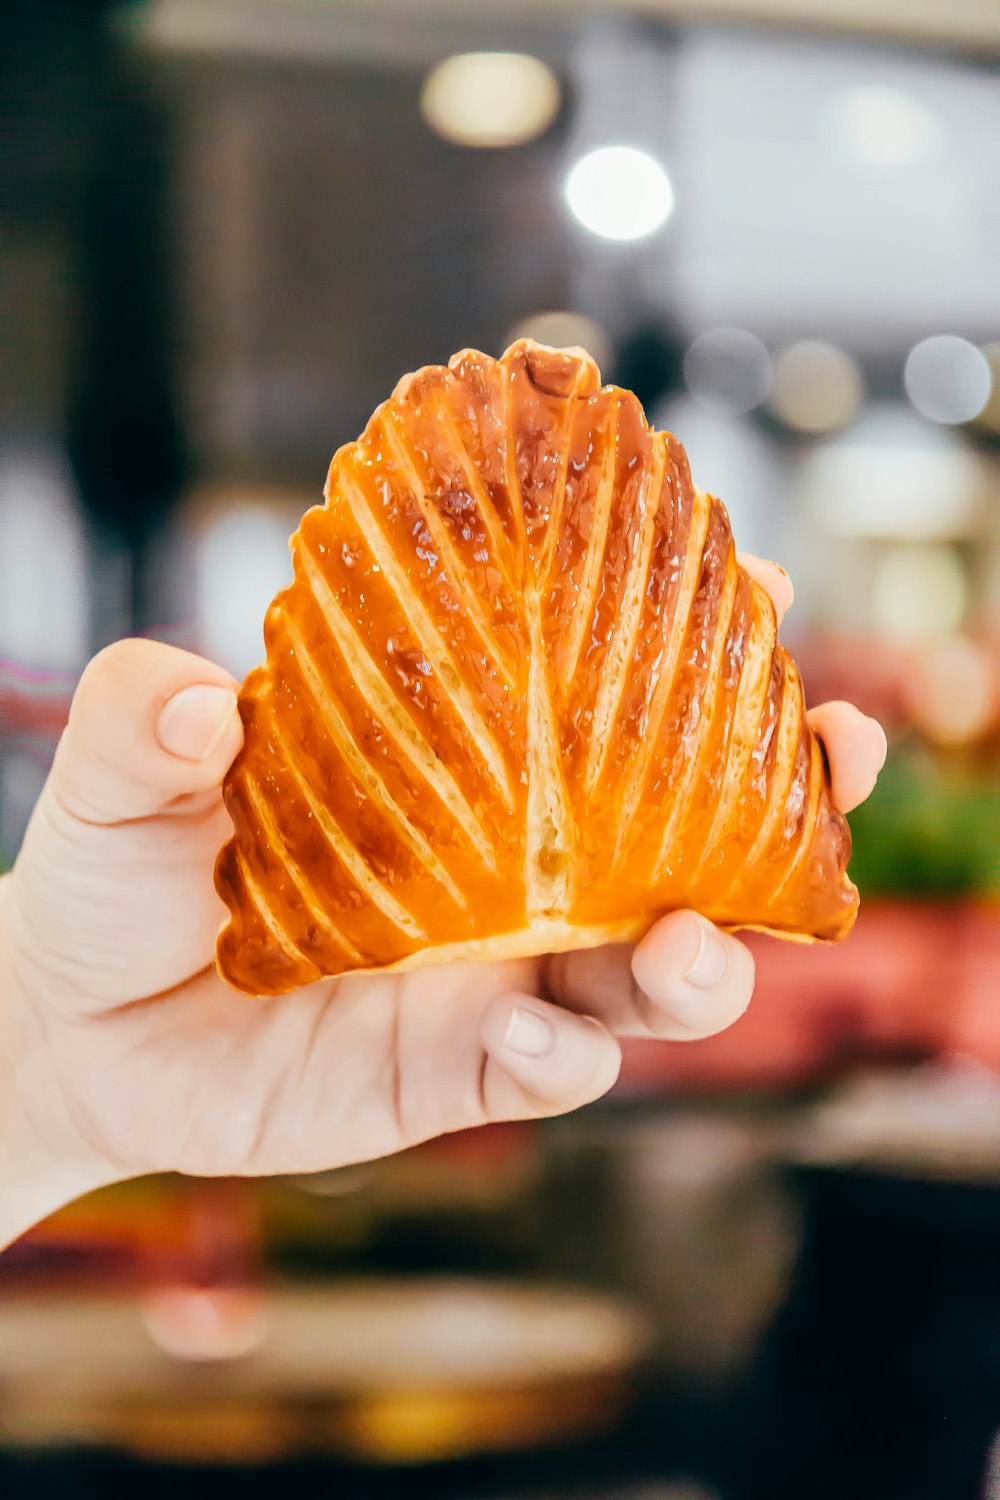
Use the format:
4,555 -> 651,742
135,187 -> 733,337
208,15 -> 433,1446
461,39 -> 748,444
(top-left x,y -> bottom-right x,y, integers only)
0,556 -> 886,1246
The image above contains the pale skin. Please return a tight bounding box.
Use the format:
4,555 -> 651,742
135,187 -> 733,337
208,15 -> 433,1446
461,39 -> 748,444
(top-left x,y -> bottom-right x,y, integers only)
0,557 -> 886,1250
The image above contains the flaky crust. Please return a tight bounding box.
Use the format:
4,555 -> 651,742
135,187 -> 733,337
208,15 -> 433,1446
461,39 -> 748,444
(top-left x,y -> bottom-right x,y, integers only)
215,340 -> 858,996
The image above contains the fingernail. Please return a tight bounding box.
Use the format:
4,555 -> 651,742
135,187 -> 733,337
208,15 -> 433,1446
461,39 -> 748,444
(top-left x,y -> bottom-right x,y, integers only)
503,1005 -> 556,1058
683,916 -> 728,989
156,684 -> 238,761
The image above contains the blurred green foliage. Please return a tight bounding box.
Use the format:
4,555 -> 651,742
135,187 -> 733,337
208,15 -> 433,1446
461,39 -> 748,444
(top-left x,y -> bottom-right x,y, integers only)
847,748 -> 1000,898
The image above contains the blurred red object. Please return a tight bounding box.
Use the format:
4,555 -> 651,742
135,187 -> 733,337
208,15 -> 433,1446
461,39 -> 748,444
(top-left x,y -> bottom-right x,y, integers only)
617,900 -> 975,1094
0,669 -> 73,743
798,633 -> 1000,748
797,635 -> 912,727
949,902 -> 1000,1069
0,1178 -> 262,1292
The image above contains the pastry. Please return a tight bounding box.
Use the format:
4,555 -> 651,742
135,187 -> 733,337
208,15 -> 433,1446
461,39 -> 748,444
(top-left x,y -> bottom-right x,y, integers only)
215,340 -> 857,996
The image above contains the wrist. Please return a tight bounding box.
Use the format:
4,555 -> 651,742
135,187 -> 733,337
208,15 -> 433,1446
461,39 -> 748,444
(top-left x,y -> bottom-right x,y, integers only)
0,875 -> 116,1249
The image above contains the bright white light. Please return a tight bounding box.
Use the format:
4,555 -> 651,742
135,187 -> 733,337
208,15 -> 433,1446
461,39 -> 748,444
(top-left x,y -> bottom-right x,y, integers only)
830,86 -> 939,168
564,146 -> 674,243
803,406 -> 983,541
195,504 -> 294,677
683,328 -> 771,415
875,544 -> 967,643
421,53 -> 560,148
0,444 -> 89,670
904,336 -> 992,426
505,310 -> 611,372
652,395 -> 782,560
770,341 -> 863,434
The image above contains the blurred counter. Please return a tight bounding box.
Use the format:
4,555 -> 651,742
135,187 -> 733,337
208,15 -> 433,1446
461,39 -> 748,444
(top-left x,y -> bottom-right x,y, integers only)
0,1279 -> 649,1467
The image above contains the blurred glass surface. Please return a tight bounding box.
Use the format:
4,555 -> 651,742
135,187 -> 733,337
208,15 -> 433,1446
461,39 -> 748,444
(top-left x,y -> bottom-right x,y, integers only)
2,3 -> 1000,1497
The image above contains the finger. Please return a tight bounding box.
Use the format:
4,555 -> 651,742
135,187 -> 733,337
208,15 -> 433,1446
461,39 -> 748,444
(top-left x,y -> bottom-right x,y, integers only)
126,970 -> 624,1178
479,993 -> 622,1120
808,700 -> 888,813
49,639 -> 243,825
737,552 -> 794,625
544,911 -> 755,1041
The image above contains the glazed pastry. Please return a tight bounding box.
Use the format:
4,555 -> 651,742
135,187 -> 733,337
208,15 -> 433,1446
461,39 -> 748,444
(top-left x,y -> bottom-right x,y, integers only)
215,340 -> 858,997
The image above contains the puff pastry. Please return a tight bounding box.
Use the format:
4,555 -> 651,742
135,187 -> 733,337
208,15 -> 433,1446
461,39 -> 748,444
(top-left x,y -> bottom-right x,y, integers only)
215,340 -> 858,996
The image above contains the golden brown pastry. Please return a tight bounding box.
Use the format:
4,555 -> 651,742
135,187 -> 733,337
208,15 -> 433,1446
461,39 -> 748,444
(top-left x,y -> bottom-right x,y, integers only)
215,339 -> 858,997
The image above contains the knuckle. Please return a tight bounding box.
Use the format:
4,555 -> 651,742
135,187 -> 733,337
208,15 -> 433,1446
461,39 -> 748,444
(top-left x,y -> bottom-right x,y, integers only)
73,639 -> 150,712
566,1027 -> 620,1099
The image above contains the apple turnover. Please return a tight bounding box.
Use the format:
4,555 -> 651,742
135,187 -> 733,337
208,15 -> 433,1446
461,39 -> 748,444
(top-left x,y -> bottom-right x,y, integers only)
215,340 -> 858,996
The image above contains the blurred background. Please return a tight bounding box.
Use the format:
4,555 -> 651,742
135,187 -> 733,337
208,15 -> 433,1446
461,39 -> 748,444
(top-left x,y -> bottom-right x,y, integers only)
2,0 -> 1000,1496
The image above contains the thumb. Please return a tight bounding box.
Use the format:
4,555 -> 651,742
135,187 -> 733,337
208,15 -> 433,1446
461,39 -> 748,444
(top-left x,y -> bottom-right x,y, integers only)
48,639 -> 243,825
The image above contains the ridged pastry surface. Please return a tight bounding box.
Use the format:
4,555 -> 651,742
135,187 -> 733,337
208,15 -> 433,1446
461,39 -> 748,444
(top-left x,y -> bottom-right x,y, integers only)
215,340 -> 858,996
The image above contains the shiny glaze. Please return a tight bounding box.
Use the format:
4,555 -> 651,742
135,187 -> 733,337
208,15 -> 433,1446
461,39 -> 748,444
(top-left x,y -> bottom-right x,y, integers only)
216,340 -> 858,996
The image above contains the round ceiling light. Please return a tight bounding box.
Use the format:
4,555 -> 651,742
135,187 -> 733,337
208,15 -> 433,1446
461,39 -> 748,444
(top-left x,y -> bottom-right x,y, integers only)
564,145 -> 674,243
420,52 -> 561,149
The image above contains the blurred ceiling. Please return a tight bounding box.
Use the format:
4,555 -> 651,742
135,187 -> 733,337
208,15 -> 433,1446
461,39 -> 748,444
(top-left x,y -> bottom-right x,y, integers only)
133,0 -> 1000,477
141,0 -> 1000,61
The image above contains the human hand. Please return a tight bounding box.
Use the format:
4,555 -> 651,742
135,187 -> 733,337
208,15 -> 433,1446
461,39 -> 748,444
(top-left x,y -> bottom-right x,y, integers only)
0,556 -> 886,1246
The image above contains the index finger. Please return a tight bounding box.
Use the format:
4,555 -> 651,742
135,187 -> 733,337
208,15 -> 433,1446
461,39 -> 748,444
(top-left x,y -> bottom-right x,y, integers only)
543,912 -> 755,1042
737,552 -> 794,625
808,700 -> 888,813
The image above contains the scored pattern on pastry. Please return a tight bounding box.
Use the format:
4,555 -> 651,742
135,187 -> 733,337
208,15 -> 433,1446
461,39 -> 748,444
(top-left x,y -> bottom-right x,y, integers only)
279,607 -> 468,909
293,537 -> 495,865
240,768 -> 366,964
379,408 -> 520,690
216,339 -> 858,996
583,432 -> 664,798
610,484 -> 712,866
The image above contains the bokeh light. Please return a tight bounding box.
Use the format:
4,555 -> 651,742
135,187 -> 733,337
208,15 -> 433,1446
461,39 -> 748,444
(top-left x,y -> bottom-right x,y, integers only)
504,310 -> 611,370
769,341 -> 863,434
142,1286 -> 269,1363
564,146 -> 674,242
905,636 -> 998,747
874,544 -> 967,643
0,444 -> 89,670
803,406 -> 984,541
683,329 -> 771,415
828,85 -> 940,168
904,335 -> 992,426
420,53 -> 561,149
193,500 -> 296,677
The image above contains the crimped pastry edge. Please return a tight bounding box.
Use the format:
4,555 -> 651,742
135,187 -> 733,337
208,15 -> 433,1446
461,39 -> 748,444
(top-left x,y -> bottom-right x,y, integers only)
318,912 -> 834,983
